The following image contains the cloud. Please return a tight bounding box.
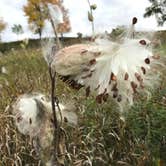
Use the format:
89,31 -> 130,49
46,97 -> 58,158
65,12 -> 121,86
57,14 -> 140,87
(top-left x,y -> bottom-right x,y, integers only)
0,0 -> 165,42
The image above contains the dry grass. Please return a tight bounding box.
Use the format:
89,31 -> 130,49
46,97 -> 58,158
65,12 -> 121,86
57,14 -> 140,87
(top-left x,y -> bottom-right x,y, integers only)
0,45 -> 166,165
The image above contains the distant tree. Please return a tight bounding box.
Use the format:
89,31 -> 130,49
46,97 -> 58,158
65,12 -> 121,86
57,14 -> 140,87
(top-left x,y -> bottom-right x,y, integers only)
24,0 -> 46,39
0,18 -> 7,40
12,24 -> 24,36
110,25 -> 127,40
56,4 -> 71,39
24,0 -> 70,41
144,0 -> 166,26
77,32 -> 83,39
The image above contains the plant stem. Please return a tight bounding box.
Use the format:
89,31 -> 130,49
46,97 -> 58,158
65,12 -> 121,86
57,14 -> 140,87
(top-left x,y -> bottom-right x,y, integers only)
49,18 -> 61,49
49,66 -> 60,166
87,0 -> 95,37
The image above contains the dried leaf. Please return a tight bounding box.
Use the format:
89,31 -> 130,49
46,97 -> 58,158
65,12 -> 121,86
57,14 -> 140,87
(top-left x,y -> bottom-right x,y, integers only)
90,4 -> 97,10
88,11 -> 93,22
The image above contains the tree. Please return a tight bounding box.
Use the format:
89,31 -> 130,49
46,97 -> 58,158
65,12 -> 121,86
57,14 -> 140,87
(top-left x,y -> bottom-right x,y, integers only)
144,0 -> 166,26
24,0 -> 70,40
24,0 -> 46,39
56,4 -> 71,39
12,24 -> 24,36
0,18 -> 6,40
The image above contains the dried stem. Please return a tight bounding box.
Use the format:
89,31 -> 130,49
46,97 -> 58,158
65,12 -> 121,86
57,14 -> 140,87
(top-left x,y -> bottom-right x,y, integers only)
49,66 -> 62,166
87,0 -> 95,37
49,17 -> 61,49
49,67 -> 59,165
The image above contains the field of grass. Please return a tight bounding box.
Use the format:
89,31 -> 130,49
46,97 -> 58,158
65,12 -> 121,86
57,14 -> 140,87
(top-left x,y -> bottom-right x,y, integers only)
0,41 -> 166,165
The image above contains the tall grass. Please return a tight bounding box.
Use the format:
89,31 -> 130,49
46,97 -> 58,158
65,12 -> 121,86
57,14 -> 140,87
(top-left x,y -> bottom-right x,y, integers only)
0,45 -> 166,165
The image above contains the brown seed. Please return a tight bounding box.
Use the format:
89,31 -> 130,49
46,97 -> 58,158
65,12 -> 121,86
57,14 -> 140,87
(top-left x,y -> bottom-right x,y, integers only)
132,17 -> 137,25
111,82 -> 118,91
131,81 -> 137,93
117,95 -> 122,102
89,59 -> 96,65
29,118 -> 32,124
139,40 -> 146,45
103,93 -> 109,102
103,88 -> 107,94
95,85 -> 100,90
70,80 -> 83,90
141,67 -> 146,75
96,94 -> 103,104
145,58 -> 150,64
124,73 -> 129,80
111,72 -> 117,81
60,75 -> 70,82
81,49 -> 88,55
109,74 -> 112,84
135,73 -> 142,82
86,86 -> 90,97
113,91 -> 118,98
82,73 -> 92,79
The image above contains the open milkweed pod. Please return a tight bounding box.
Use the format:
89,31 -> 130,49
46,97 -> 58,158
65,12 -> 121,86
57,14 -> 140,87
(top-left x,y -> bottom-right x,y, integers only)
47,3 -> 63,25
39,99 -> 78,126
13,93 -> 78,137
12,93 -> 46,137
50,18 -> 164,110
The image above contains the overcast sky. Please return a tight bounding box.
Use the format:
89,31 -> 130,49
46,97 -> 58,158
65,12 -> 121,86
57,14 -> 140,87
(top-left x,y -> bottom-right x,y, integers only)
0,0 -> 166,42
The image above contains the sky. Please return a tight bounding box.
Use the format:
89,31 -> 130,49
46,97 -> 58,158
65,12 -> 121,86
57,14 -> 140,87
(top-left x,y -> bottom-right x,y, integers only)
0,0 -> 166,42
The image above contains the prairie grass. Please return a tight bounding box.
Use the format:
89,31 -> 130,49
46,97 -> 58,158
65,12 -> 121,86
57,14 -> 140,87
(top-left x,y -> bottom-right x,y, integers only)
0,44 -> 166,165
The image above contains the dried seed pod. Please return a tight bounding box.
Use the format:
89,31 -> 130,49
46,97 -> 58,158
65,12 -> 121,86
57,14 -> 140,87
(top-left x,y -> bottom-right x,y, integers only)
90,4 -> 97,10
